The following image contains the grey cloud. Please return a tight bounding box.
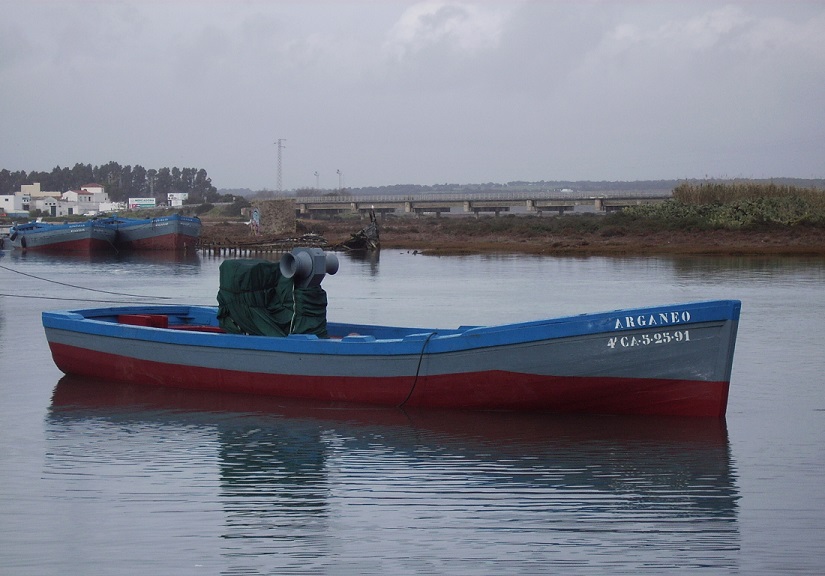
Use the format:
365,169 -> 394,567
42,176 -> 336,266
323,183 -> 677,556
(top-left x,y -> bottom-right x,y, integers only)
1,1 -> 822,189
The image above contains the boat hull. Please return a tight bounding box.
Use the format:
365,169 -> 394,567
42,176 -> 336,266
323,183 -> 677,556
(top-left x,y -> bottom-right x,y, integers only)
10,221 -> 116,252
107,214 -> 201,251
42,300 -> 740,416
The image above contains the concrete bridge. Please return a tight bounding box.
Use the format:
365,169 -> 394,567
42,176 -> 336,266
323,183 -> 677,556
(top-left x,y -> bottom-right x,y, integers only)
295,190 -> 671,218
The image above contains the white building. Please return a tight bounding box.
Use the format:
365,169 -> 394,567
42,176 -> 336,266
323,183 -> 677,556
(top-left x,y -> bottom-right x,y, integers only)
1,194 -> 16,215
80,183 -> 105,196
63,184 -> 109,204
33,196 -> 59,217
100,201 -> 128,213
63,184 -> 109,215
4,182 -> 146,218
2,183 -> 61,217
168,192 -> 189,207
33,197 -> 95,217
23,183 -> 62,203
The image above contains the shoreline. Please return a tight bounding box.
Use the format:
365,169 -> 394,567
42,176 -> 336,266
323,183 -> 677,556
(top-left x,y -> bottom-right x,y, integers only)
319,218 -> 825,257
201,218 -> 825,257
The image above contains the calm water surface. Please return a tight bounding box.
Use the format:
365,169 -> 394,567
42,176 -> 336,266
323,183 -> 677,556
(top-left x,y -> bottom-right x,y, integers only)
1,249 -> 823,575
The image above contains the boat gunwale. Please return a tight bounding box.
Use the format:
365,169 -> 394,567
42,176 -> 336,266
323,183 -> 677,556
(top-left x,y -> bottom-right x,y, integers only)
42,299 -> 741,356
99,214 -> 201,229
12,220 -> 112,233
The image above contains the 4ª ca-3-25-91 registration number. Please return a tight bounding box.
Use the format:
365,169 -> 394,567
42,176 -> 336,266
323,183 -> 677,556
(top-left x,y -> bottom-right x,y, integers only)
607,330 -> 691,348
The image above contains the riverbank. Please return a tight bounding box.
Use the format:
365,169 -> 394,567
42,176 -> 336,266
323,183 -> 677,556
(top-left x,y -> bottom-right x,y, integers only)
200,216 -> 825,257
374,221 -> 825,256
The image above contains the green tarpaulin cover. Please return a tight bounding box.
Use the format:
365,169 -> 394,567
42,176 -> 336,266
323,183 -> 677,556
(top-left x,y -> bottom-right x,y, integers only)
216,259 -> 328,337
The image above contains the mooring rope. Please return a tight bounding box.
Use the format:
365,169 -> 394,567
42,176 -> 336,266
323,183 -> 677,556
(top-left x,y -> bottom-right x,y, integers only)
398,331 -> 437,409
0,293 -> 179,304
0,263 -> 172,300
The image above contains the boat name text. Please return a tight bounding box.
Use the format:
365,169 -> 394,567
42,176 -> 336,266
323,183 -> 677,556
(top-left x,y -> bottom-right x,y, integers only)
613,310 -> 691,330
607,330 -> 691,349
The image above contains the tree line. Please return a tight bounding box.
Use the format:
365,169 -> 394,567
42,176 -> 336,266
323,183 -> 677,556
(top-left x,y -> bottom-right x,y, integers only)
0,162 -> 223,204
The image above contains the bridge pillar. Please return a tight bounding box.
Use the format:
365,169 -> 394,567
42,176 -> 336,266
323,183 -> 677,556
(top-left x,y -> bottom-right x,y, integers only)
594,197 -> 604,211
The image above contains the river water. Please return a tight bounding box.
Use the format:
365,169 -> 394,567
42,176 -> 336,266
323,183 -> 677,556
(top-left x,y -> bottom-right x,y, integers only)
0,248 -> 823,575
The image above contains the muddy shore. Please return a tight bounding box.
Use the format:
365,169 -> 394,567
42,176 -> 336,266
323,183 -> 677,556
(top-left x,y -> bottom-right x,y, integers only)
200,217 -> 825,257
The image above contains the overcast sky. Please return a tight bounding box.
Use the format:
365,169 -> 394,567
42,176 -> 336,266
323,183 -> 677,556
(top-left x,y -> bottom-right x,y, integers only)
2,1 -> 823,191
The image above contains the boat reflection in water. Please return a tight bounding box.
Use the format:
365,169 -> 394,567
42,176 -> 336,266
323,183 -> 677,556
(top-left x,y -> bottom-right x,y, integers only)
9,247 -> 202,267
48,375 -> 740,571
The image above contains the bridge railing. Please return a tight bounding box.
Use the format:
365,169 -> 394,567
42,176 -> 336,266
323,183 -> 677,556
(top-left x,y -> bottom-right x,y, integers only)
294,190 -> 671,204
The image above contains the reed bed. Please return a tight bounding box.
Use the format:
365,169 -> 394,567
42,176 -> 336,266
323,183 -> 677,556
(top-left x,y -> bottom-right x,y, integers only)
623,182 -> 825,230
673,181 -> 825,206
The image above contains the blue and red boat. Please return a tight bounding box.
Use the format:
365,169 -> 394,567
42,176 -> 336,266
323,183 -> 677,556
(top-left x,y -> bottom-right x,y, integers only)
9,214 -> 200,252
8,220 -> 117,252
42,250 -> 741,417
100,213 -> 201,251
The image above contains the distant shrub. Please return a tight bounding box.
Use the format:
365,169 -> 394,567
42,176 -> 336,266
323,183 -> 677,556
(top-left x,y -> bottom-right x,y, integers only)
194,203 -> 214,215
623,183 -> 825,230
673,181 -> 822,205
707,196 -> 823,228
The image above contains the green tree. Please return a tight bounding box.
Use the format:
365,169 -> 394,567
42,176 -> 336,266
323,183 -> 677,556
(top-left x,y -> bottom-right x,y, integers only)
71,163 -> 94,185
146,168 -> 158,197
131,165 -> 148,197
154,167 -> 172,198
1,161 -> 218,202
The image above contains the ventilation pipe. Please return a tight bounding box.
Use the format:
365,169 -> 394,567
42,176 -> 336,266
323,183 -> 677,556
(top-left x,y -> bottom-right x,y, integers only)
279,247 -> 339,288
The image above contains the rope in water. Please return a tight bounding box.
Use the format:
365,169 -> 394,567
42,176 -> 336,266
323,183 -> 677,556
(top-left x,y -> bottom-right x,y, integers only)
0,293 -> 179,304
0,263 -> 173,300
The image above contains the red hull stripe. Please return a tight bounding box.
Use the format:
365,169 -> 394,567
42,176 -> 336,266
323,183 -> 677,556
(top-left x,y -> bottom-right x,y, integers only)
404,371 -> 729,416
119,233 -> 197,251
49,342 -> 413,405
48,342 -> 729,417
21,238 -> 113,252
